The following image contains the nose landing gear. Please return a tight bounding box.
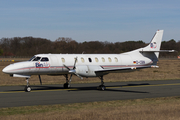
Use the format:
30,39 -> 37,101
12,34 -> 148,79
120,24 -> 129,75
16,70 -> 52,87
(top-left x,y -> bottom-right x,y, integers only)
24,78 -> 31,92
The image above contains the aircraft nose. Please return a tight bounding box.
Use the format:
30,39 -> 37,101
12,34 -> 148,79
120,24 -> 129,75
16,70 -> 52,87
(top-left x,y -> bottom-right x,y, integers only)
2,64 -> 13,74
2,66 -> 9,74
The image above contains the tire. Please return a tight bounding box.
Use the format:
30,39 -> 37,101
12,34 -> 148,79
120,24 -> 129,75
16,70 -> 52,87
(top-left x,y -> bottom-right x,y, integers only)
97,85 -> 106,91
24,86 -> 31,92
64,83 -> 70,89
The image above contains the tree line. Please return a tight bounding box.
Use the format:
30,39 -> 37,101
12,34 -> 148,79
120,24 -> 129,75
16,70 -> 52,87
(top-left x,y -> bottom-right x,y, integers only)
0,37 -> 179,57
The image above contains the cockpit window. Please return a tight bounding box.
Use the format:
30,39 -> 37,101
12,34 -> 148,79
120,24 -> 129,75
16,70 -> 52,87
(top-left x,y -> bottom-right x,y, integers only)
33,57 -> 41,61
41,57 -> 49,62
29,56 -> 36,61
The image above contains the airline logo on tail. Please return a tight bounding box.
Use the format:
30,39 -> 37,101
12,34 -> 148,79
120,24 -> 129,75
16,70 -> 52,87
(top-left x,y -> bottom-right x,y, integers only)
150,42 -> 157,49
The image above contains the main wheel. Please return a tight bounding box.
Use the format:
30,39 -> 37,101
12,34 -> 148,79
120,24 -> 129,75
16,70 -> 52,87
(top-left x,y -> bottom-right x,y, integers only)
24,86 -> 31,92
97,85 -> 106,91
64,83 -> 70,89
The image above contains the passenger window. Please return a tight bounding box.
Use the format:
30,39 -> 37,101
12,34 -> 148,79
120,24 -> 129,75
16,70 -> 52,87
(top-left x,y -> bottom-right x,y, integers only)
114,57 -> 118,62
95,57 -> 98,62
102,57 -> 105,62
41,57 -> 49,62
88,58 -> 92,62
33,57 -> 41,61
108,57 -> 112,62
81,58 -> 85,63
61,58 -> 65,63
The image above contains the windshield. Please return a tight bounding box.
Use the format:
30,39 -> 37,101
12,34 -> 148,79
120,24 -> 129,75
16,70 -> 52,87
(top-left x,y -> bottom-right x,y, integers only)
28,56 -> 41,61
28,56 -> 36,61
33,57 -> 41,61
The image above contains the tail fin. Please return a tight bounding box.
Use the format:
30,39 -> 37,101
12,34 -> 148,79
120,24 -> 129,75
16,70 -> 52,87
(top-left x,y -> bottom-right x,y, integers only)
140,30 -> 164,65
138,30 -> 174,66
142,30 -> 164,58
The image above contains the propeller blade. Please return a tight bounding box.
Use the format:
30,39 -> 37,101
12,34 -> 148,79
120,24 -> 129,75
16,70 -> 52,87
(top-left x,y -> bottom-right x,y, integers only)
76,74 -> 83,79
63,64 -> 70,70
73,57 -> 78,69
69,74 -> 73,82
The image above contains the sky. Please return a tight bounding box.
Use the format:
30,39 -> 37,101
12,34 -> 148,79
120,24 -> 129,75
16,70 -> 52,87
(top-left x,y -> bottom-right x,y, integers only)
0,0 -> 180,43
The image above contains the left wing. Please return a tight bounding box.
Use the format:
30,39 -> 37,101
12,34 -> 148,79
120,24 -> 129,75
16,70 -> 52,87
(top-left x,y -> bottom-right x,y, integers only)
95,65 -> 152,73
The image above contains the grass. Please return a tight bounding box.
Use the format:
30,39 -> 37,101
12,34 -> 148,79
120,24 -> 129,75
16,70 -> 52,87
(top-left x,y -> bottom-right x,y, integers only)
1,97 -> 180,120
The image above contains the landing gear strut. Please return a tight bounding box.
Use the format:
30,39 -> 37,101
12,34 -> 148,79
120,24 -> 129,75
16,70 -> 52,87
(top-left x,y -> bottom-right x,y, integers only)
63,74 -> 71,89
97,76 -> 106,91
24,78 -> 31,92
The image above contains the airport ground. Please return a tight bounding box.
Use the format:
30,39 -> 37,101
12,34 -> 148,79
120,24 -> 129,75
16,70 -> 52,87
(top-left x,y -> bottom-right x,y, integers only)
0,59 -> 180,120
1,97 -> 180,120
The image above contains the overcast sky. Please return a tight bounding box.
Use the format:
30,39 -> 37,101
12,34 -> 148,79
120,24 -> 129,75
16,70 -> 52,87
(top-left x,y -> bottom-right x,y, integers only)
0,0 -> 179,43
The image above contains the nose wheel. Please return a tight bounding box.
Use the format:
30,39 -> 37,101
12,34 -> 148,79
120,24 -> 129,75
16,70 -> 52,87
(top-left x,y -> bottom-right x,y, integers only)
24,86 -> 31,92
24,78 -> 31,92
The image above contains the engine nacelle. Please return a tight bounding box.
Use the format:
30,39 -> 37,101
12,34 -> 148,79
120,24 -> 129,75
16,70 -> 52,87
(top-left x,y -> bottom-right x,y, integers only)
11,74 -> 31,78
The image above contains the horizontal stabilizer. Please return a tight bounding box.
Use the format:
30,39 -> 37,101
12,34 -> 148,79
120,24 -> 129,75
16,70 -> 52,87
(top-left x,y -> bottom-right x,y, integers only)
151,65 -> 159,68
140,50 -> 175,53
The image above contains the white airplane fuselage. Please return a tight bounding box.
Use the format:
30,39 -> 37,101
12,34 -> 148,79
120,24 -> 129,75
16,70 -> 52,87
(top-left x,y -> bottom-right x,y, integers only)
3,51 -> 153,77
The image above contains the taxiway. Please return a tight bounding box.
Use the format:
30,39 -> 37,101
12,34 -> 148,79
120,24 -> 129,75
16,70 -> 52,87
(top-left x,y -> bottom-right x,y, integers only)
0,80 -> 180,108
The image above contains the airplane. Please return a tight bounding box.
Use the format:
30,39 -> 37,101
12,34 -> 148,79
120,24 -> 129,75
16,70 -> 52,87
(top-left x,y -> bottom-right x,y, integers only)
2,30 -> 174,92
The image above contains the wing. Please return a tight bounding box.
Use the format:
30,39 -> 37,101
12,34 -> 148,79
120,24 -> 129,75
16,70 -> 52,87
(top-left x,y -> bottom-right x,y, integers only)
95,65 -> 152,73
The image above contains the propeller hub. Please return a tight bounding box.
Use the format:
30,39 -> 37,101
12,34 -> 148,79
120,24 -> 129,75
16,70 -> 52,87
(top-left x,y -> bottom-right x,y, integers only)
69,69 -> 76,73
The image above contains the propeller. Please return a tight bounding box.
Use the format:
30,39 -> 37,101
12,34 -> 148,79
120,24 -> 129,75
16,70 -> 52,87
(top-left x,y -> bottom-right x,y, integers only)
63,57 -> 83,80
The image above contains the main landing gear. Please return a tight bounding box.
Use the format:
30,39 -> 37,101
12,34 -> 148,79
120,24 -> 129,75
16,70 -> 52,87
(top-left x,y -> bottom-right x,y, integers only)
63,74 -> 71,89
24,78 -> 31,92
63,74 -> 106,91
97,76 -> 106,91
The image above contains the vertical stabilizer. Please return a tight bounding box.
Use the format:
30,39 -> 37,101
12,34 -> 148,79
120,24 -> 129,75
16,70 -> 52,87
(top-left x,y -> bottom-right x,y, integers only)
140,30 -> 164,65
143,30 -> 163,51
142,30 -> 164,58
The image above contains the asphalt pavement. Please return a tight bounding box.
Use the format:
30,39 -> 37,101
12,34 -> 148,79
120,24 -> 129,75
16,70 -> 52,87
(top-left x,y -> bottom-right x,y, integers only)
0,80 -> 180,108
